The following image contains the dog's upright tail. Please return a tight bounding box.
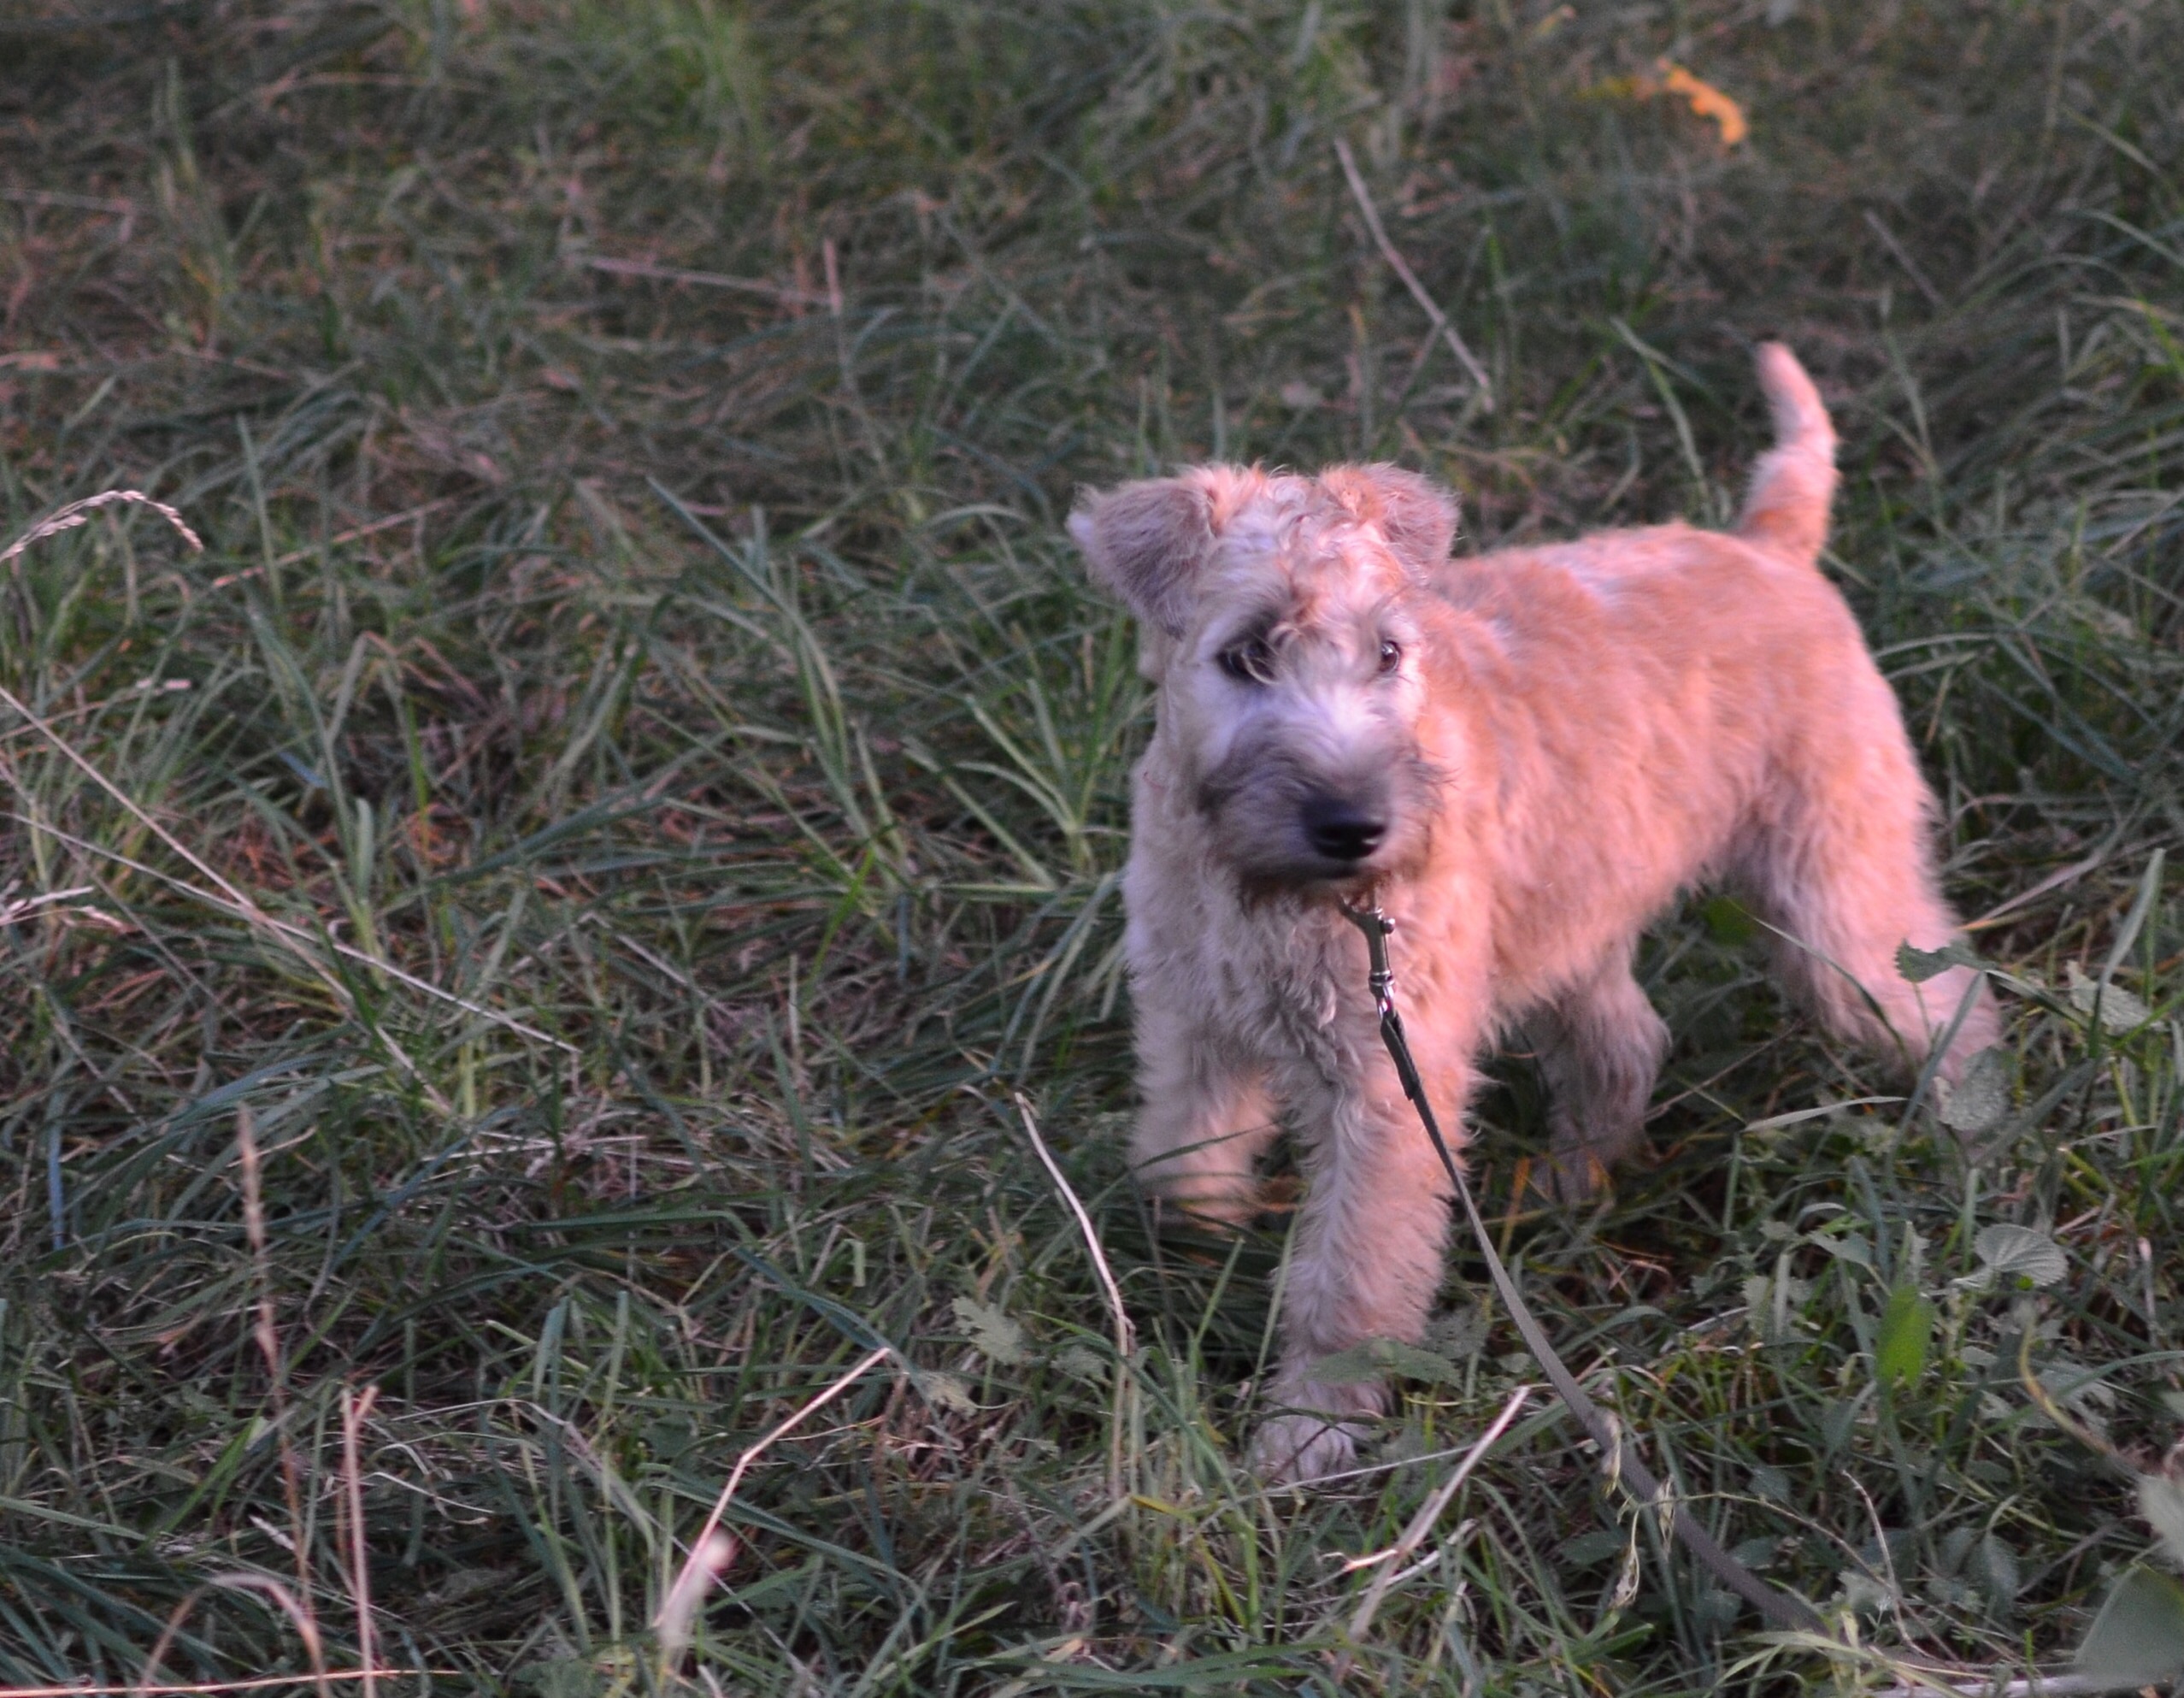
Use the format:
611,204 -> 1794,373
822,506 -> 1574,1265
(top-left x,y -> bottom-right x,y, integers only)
1736,343 -> 1838,566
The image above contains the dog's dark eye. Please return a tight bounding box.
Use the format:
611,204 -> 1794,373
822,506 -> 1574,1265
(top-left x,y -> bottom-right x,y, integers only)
1377,639 -> 1403,675
1219,639 -> 1276,685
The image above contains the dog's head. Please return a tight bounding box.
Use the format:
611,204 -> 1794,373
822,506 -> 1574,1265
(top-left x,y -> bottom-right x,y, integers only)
1069,463 -> 1457,891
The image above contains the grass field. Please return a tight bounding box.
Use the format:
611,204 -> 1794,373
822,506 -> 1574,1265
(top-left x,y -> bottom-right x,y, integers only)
3,1 -> 2183,1692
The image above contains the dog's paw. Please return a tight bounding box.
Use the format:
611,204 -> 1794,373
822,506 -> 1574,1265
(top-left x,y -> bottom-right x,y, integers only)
1249,1412 -> 1369,1485
1540,1145 -> 1610,1204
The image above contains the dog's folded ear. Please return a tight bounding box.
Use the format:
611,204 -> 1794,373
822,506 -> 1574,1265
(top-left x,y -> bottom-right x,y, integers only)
1068,477 -> 1216,636
1321,464 -> 1459,575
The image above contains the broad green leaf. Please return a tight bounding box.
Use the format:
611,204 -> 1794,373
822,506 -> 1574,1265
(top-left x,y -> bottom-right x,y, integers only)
2074,1565 -> 2184,1685
1975,1223 -> 2069,1288
2039,1356 -> 2117,1418
1940,1047 -> 2012,1133
1875,1285 -> 1934,1388
1819,1231 -> 1875,1268
1729,1535 -> 1781,1570
521,1660 -> 606,1698
2065,963 -> 2154,1032
1898,939 -> 1982,983
1426,1303 -> 1491,1360
951,1295 -> 1027,1365
1975,1534 -> 2022,1607
1560,1529 -> 1628,1565
1310,1336 -> 1462,1386
914,1369 -> 977,1413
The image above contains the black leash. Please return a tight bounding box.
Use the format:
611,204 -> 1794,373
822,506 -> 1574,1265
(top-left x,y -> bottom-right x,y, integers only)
1339,900 -> 1827,1635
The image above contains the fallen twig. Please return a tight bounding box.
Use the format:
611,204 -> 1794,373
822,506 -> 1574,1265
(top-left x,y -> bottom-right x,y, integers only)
1333,138 -> 1493,410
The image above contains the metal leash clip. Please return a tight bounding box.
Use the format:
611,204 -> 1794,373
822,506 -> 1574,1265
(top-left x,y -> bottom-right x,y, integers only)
1340,899 -> 1434,1122
1340,898 -> 1398,1016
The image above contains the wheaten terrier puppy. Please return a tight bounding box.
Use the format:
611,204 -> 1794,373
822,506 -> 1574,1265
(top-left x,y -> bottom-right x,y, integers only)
1068,345 -> 1999,1483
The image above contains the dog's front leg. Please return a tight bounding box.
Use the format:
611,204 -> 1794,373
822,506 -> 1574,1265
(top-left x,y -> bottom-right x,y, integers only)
1251,1049 -> 1465,1483
1126,998 -> 1280,1233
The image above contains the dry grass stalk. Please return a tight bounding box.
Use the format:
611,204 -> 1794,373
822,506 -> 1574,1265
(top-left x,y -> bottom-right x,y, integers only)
337,1387 -> 382,1698
1340,1384 -> 1531,1654
0,684 -> 570,1065
652,1346 -> 893,1672
235,1108 -> 327,1698
6,1675 -> 421,1698
0,490 -> 202,563
132,1578 -> 327,1698
1015,1092 -> 1137,1500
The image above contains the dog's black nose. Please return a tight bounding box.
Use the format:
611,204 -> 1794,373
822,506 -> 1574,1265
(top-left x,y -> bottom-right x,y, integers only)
1301,794 -> 1386,863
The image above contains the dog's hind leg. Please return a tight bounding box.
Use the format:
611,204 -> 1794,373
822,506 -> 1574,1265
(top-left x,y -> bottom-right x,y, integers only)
1739,747 -> 1999,1083
1534,948 -> 1671,1202
1127,1015 -> 1279,1232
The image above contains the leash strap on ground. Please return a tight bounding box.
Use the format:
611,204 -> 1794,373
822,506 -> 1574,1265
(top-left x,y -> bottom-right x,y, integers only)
1339,901 -> 1826,1636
